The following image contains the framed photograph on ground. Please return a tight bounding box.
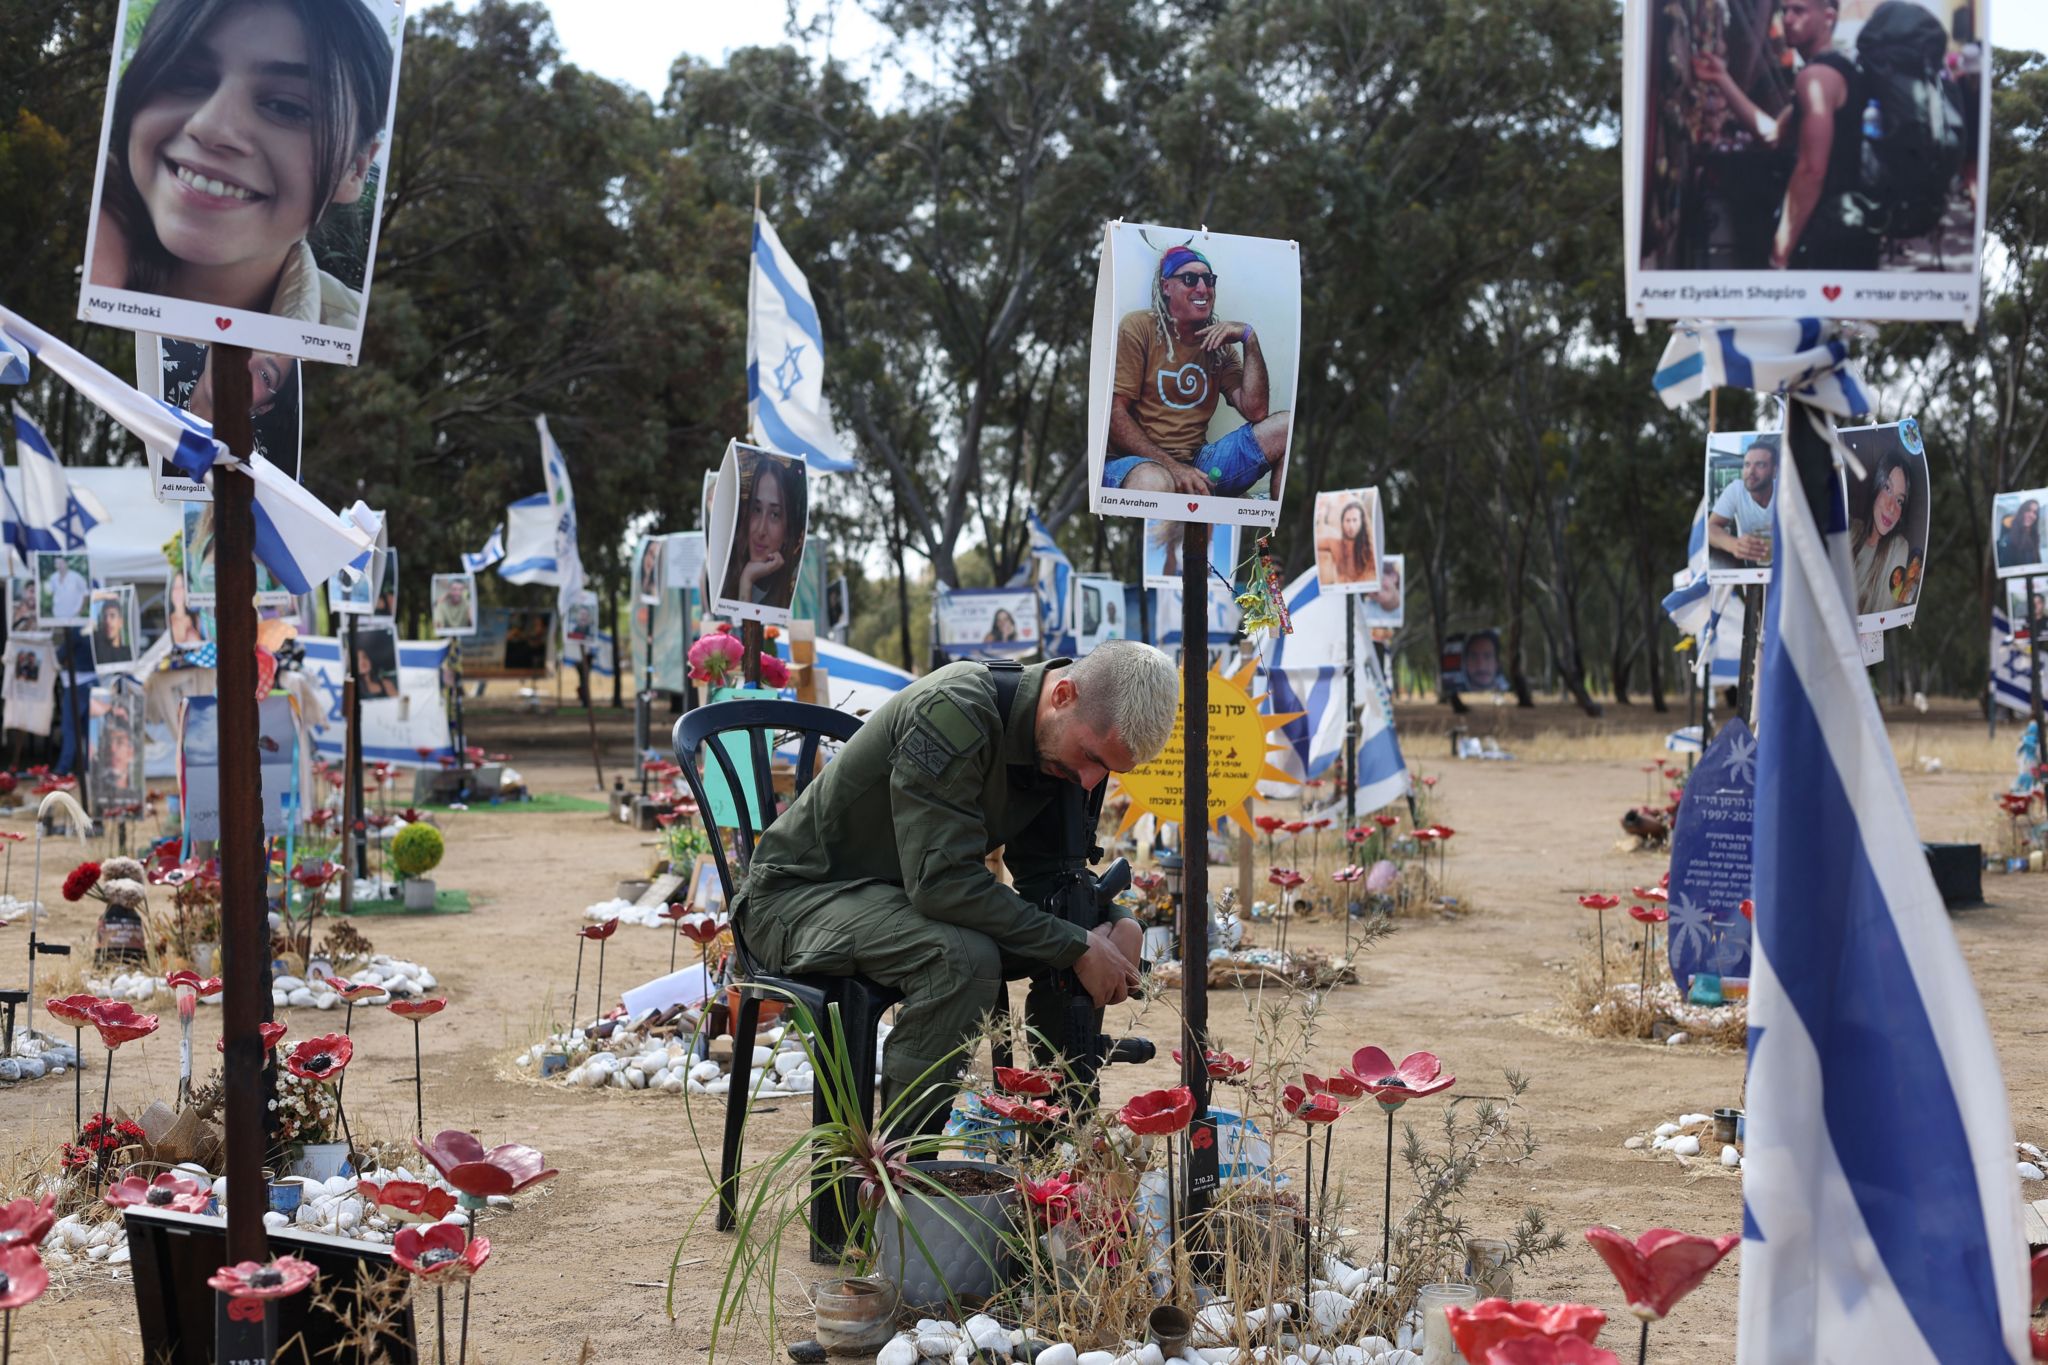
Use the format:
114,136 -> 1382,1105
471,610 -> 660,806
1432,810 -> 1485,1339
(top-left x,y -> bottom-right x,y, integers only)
35,550 -> 91,628
1623,0 -> 1991,325
1142,521 -> 1237,592
1992,488 -> 2048,580
1362,553 -> 1405,634
1840,419 -> 1930,631
429,571 -> 477,638
1088,221 -> 1299,527
77,0 -> 408,364
1312,488 -> 1383,592
89,585 -> 140,669
706,440 -> 809,626
140,337 -> 302,500
689,853 -> 726,918
1705,432 -> 1781,585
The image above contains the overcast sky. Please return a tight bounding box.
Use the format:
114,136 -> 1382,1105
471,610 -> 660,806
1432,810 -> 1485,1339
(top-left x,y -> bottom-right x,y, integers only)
477,1 -> 2047,102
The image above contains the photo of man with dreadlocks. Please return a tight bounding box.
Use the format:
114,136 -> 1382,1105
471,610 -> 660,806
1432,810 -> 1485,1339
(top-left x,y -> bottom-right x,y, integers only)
1095,226 -> 1297,509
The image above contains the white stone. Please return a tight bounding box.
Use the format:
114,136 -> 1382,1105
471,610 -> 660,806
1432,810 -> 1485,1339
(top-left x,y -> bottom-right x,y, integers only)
2019,1162 -> 2044,1181
774,1051 -> 808,1077
1331,1350 -> 1367,1365
1078,1354 -> 1117,1365
287,988 -> 316,1008
1665,1032 -> 1690,1046
1678,1113 -> 1711,1127
751,1045 -> 774,1069
418,970 -> 437,989
1653,1122 -> 1680,1138
337,1198 -> 363,1230
1036,1346 -> 1078,1365
296,1202 -> 323,1228
878,1335 -> 920,1365
1131,1347 -> 1165,1365
272,990 -> 289,1008
263,1212 -> 289,1230
1309,1289 -> 1354,1332
626,1067 -> 646,1088
1721,1145 -> 1741,1167
315,994 -> 338,1010
1623,1136 -> 1646,1150
88,1243 -> 110,1261
1669,1135 -> 1701,1157
325,1175 -> 353,1196
611,1069 -> 633,1089
273,975 -> 306,992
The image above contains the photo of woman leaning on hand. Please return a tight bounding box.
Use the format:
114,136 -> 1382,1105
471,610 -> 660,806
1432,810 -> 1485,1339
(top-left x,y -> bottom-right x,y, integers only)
87,0 -> 394,327
719,451 -> 807,612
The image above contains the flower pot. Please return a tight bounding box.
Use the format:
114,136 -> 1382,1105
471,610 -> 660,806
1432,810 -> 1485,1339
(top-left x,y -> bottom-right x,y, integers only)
809,1275 -> 899,1354
874,1159 -> 1018,1309
268,1180 -> 304,1215
402,878 -> 436,911
539,1051 -> 570,1079
726,987 -> 785,1025
290,1142 -> 352,1182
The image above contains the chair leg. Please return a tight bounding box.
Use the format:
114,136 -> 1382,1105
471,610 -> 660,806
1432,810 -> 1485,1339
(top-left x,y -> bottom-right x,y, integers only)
716,991 -> 763,1233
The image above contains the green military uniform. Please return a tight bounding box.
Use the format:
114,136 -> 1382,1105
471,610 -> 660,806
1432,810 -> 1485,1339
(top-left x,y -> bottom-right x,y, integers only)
733,659 -> 1135,1098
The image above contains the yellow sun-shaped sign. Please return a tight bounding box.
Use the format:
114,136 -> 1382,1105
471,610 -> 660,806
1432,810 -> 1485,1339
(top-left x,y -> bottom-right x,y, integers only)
1114,660 -> 1302,836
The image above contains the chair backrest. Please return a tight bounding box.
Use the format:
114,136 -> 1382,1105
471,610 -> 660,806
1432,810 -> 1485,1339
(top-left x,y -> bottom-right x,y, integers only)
672,700 -> 862,965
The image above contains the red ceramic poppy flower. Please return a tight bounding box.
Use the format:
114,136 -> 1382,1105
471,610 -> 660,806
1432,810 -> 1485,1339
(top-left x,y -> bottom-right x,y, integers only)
1311,818 -> 1333,831
1172,1049 -> 1250,1080
1308,1068 -> 1369,1100
0,1243 -> 51,1310
2000,793 -> 2035,816
1483,1339 -> 1622,1365
393,1223 -> 491,1280
62,861 -> 102,901
1283,821 -> 1309,835
86,1001 -> 160,1049
1630,884 -> 1669,902
105,1171 -> 212,1214
579,918 -> 621,941
44,994 -> 104,1028
291,861 -> 342,889
1422,775 -> 1438,787
218,1020 -> 289,1054
677,912 -> 724,946
1576,894 -> 1620,912
1738,899 -> 1754,922
207,1255 -> 318,1301
982,1093 -> 1065,1125
388,998 -> 448,1020
284,1033 -> 354,1081
1333,864 -> 1365,883
1254,815 -> 1287,835
1442,1300 -> 1607,1361
324,977 -> 385,1003
1346,1047 -> 1454,1112
1268,868 -> 1306,890
1628,904 -> 1670,925
993,1066 -> 1058,1097
1583,1226 -> 1739,1322
359,1179 -> 459,1224
0,1195 -> 55,1249
1282,1084 -> 1343,1124
1020,1174 -> 1079,1226
414,1130 -> 558,1199
1412,829 -> 1439,844
165,970 -> 224,997
1116,1086 -> 1195,1135
1345,826 -> 1372,844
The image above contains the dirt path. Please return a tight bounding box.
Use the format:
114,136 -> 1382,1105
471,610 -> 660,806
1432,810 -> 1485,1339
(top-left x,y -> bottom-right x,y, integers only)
10,701 -> 2039,1364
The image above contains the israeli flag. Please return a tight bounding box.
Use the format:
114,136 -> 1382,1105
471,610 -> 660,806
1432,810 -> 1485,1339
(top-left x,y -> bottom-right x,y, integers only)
9,407 -> 103,558
463,524 -> 506,575
1653,318 -> 1873,420
748,212 -> 855,474
0,328 -> 28,386
1351,649 -> 1410,817
1262,568 -> 1380,791
1738,412 -> 2027,1363
1663,496 -> 1743,689
498,492 -> 557,585
536,416 -> 585,623
1025,508 -> 1072,645
1991,607 -> 2031,716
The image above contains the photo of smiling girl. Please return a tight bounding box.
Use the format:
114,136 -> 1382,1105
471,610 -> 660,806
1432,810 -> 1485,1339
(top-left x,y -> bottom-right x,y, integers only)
712,445 -> 809,622
80,0 -> 404,360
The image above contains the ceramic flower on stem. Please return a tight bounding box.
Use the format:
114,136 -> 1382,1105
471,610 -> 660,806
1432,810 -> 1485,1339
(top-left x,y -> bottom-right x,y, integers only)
1282,1078 -> 1343,1310
570,917 -> 620,1036
43,994 -> 100,1136
0,1243 -> 51,1365
1628,904 -> 1669,1019
1346,1045 -> 1454,1275
389,998 -> 449,1137
395,1222 -> 491,1365
675,909 -> 725,1021
1441,1299 -> 1606,1364
284,1034 -> 357,1171
104,1171 -> 212,1215
208,1255 -> 317,1336
1576,895 -> 1621,990
82,1000 -> 159,1192
1116,1086 -> 1193,1288
1583,1225 -> 1738,1364
164,969 -> 220,1110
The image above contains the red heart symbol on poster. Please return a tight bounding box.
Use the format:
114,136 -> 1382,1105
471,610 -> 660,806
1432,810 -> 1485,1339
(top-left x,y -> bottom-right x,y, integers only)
1186,502 -> 1199,513
1820,285 -> 1842,302
215,316 -> 233,330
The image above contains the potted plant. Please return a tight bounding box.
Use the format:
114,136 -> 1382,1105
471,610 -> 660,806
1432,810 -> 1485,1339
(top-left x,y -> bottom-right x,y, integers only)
667,999 -> 1015,1354
390,822 -> 445,912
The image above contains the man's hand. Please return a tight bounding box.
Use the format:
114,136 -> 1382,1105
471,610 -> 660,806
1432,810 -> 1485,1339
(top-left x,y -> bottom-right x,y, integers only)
1161,458 -> 1214,497
1735,533 -> 1770,562
1195,320 -> 1251,351
1074,925 -> 1141,1009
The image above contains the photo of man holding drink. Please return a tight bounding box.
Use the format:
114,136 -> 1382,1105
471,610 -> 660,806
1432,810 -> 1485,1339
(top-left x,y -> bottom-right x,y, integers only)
1706,432 -> 1778,584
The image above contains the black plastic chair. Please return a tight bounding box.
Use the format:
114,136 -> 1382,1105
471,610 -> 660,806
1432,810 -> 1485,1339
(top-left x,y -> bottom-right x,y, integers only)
672,700 -> 903,1259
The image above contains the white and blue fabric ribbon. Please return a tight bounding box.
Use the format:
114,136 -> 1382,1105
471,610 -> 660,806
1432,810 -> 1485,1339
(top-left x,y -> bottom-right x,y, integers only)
1652,318 -> 1874,419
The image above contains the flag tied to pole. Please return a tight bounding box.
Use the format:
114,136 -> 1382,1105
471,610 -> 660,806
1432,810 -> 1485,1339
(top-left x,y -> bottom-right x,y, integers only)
462,524 -> 505,575
1652,318 -> 1874,418
1024,507 -> 1071,643
536,415 -> 586,643
748,211 -> 854,473
0,305 -> 372,595
1662,494 -> 1743,689
1989,606 -> 2030,716
1738,404 -> 2027,1363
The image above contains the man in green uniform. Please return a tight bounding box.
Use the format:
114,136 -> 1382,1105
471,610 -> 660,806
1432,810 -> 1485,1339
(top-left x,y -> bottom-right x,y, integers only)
733,639 -> 1180,1126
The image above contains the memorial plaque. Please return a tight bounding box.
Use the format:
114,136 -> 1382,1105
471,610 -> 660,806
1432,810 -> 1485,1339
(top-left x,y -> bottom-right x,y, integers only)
1667,717 -> 1756,991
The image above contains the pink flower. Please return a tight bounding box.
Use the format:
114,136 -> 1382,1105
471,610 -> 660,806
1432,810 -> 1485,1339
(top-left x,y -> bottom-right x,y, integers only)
414,1130 -> 558,1199
86,1001 -> 160,1049
1442,1300 -> 1607,1361
1483,1340 -> 1622,1365
208,1255 -> 318,1301
982,1093 -> 1065,1126
1282,1084 -> 1342,1124
758,654 -> 792,689
1333,865 -> 1365,883
1172,1049 -> 1250,1081
165,970 -> 223,997
1345,1047 -> 1454,1112
1020,1174 -> 1079,1226
992,1066 -> 1058,1097
0,1195 -> 55,1249
358,1179 -> 458,1224
0,1243 -> 50,1310
1583,1226 -> 1739,1322
284,1033 -> 354,1081
1576,894 -> 1620,912
393,1223 -> 491,1280
688,632 -> 745,686
388,998 -> 448,1020
105,1172 -> 212,1214
1628,904 -> 1669,925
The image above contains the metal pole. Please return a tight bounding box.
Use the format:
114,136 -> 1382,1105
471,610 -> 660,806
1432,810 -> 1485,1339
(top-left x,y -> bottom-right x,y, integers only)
1179,519 -> 1212,1228
210,345 -> 269,1264
1344,595 -> 1357,828
2030,576 -> 2046,748
347,613 -> 365,880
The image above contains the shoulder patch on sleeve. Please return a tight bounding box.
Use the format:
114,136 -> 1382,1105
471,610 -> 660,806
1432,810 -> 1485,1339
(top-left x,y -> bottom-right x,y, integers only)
921,695 -> 982,754
897,693 -> 984,783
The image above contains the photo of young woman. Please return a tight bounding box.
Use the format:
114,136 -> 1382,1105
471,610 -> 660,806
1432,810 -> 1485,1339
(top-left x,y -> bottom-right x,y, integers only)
1993,489 -> 2048,578
1840,420 -> 1931,630
80,0 -> 406,361
355,625 -> 399,699
182,501 -> 216,605
713,446 -> 808,620
983,608 -> 1020,644
152,339 -> 302,486
1312,487 -> 1383,592
167,571 -> 208,647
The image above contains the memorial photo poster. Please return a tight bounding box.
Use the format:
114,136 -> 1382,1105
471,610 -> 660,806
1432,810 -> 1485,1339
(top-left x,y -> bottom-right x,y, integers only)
1362,553 -> 1405,634
635,535 -> 664,606
89,585 -> 141,670
354,622 -> 400,700
1088,221 -> 1299,528
1440,629 -> 1509,694
9,574 -> 43,638
3,639 -> 56,736
139,336 -> 302,501
167,570 -> 208,649
89,685 -> 145,810
77,0 -> 409,364
462,606 -> 554,679
1142,520 -> 1238,591
1623,0 -> 1991,324
664,531 -> 705,591
180,693 -> 298,839
371,547 -> 398,623
325,505 -> 385,616
707,440 -> 810,626
935,587 -> 1041,660
35,550 -> 91,628
429,571 -> 477,637
1992,487 -> 2048,580
1704,431 -> 1780,585
1312,487 -> 1383,592
181,500 -> 216,607
1839,419 -> 1930,632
